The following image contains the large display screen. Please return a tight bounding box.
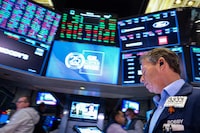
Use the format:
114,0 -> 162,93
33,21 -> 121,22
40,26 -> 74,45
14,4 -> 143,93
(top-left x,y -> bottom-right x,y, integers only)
0,29 -> 48,74
56,8 -> 118,46
0,0 -> 61,74
0,0 -> 61,45
69,101 -> 100,121
45,41 -> 120,84
118,9 -> 180,51
190,46 -> 200,82
122,46 -> 187,86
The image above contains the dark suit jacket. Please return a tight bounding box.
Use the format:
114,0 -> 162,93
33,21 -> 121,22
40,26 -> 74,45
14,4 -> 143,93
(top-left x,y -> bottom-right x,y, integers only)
144,83 -> 200,133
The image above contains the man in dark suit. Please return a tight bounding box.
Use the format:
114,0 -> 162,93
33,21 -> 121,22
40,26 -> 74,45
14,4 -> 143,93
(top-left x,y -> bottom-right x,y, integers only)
140,48 -> 200,133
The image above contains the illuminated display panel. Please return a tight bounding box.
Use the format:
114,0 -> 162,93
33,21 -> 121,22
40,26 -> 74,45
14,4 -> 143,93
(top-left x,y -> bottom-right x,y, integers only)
45,41 -> 120,84
73,126 -> 102,133
69,101 -> 100,121
0,28 -> 48,74
190,46 -> 200,82
122,46 -> 187,86
0,0 -> 61,45
0,0 -> 61,75
57,8 -> 118,46
121,99 -> 140,114
118,9 -> 180,51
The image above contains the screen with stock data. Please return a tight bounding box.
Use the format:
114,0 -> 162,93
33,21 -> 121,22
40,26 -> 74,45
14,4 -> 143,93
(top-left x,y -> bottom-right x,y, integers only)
118,9 -> 180,51
0,0 -> 61,74
56,8 -> 118,46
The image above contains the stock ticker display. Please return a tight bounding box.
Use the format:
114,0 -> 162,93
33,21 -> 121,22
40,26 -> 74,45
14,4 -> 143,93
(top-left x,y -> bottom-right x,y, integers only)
57,9 -> 118,46
0,0 -> 61,45
0,0 -> 61,75
118,9 -> 181,51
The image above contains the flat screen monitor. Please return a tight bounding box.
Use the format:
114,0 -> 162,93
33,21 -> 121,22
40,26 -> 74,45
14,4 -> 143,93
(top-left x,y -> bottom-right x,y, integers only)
121,99 -> 140,114
73,125 -> 102,133
0,0 -> 61,74
36,92 -> 57,105
0,0 -> 61,45
45,40 -> 120,84
117,8 -> 180,51
190,46 -> 200,82
0,29 -> 48,74
0,114 -> 9,125
122,46 -> 187,86
56,8 -> 118,46
69,101 -> 100,121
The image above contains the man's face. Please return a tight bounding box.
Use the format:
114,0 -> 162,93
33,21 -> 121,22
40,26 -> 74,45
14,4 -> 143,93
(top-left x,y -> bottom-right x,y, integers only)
115,111 -> 126,125
140,59 -> 162,94
16,97 -> 29,110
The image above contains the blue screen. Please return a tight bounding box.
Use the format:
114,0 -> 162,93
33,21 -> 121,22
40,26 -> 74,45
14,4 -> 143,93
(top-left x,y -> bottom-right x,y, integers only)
118,9 -> 180,51
36,92 -> 57,105
190,46 -> 200,82
0,114 -> 9,124
45,41 -> 120,84
121,99 -> 140,114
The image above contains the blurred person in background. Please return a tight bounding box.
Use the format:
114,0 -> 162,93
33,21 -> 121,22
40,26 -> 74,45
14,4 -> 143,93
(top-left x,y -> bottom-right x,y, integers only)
124,108 -> 144,133
0,96 -> 40,133
103,110 -> 127,133
33,102 -> 47,133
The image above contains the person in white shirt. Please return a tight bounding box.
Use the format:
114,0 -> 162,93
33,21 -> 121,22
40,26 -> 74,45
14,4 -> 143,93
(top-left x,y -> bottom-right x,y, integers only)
0,96 -> 40,133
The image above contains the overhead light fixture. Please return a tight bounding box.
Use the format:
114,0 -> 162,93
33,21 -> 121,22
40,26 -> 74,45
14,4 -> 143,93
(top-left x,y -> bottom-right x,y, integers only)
187,0 -> 194,6
80,86 -> 85,90
174,0 -> 182,4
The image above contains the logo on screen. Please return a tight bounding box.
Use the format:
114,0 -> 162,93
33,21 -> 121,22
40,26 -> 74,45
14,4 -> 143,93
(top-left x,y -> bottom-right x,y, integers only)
65,52 -> 85,69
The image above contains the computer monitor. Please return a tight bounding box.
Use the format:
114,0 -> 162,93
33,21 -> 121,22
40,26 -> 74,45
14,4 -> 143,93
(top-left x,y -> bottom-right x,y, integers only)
56,8 -> 118,46
73,125 -> 102,133
190,46 -> 200,82
69,101 -> 100,121
36,92 -> 57,106
121,99 -> 140,114
117,8 -> 180,51
0,0 -> 61,45
45,40 -> 120,84
0,0 -> 61,74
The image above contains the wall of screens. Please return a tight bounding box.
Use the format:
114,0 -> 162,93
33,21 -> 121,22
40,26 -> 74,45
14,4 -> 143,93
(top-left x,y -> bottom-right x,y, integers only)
56,8 -> 118,46
0,0 -> 61,74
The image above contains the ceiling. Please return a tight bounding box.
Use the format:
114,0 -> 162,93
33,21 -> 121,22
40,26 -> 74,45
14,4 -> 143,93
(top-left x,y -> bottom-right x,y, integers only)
33,0 -> 200,18
33,0 -> 149,18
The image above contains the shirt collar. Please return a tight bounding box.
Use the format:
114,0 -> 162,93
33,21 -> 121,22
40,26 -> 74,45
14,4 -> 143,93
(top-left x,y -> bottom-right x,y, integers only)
164,79 -> 185,96
153,79 -> 185,106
